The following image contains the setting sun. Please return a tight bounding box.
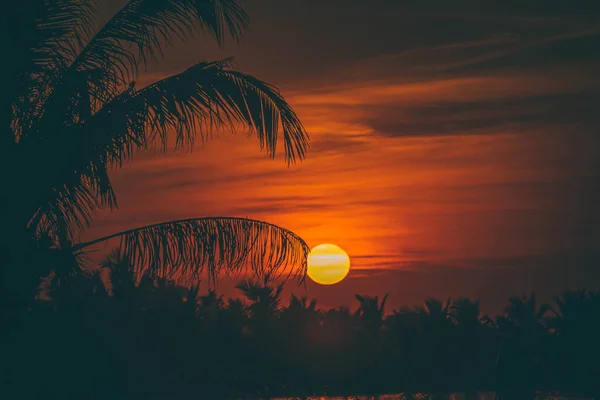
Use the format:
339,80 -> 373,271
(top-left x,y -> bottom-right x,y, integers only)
307,243 -> 351,285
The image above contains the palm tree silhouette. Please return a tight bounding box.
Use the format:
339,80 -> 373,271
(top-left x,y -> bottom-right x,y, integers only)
355,294 -> 388,332
494,293 -> 552,400
2,0 -> 311,305
550,288 -> 599,336
450,297 -> 482,332
415,297 -> 452,323
405,298 -> 453,399
353,294 -> 388,395
234,278 -> 286,397
501,293 -> 551,334
547,289 -> 600,397
235,277 -> 284,327
287,294 -> 318,314
449,298 -> 491,400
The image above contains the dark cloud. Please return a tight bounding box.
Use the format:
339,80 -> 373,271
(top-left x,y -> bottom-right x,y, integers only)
127,0 -> 596,87
362,90 -> 600,138
242,0 -> 599,83
445,33 -> 600,74
490,0 -> 600,16
308,133 -> 367,154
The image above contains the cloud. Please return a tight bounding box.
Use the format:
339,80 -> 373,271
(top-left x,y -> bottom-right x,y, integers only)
361,90 -> 600,138
307,133 -> 368,154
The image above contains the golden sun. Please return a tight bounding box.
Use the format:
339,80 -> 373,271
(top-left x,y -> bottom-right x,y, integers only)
307,243 -> 351,285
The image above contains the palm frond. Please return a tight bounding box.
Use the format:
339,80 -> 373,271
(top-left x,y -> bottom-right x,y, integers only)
235,278 -> 284,315
19,0 -> 250,143
3,0 -> 98,142
71,0 -> 249,95
128,59 -> 309,163
26,152 -> 117,242
37,0 -> 99,60
65,58 -> 307,195
30,176 -> 107,238
74,217 -> 309,284
4,0 -> 97,71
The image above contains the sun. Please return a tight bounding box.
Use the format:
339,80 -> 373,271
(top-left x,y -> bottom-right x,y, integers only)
307,243 -> 351,285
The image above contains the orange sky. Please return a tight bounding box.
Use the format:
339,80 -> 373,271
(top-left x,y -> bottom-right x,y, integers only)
85,0 -> 600,312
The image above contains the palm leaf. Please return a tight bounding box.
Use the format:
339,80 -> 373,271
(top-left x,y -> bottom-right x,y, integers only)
18,0 -> 251,150
3,0 -> 97,73
37,0 -> 99,59
126,58 -> 309,162
3,0 -> 98,141
74,217 -> 309,284
71,0 -> 249,94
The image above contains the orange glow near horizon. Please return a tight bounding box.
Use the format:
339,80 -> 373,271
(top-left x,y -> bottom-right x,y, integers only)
88,69 -> 594,271
84,44 -> 599,311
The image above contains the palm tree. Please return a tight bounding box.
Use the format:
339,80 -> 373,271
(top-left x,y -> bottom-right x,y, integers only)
449,298 -> 491,399
547,289 -> 600,397
235,277 -> 284,326
355,293 -> 388,332
2,0 -> 311,306
353,294 -> 388,394
235,278 -> 286,396
450,297 -> 482,332
415,297 -> 452,324
287,294 -> 318,314
501,293 -> 551,335
494,293 -> 552,400
550,288 -> 600,337
409,298 -> 453,398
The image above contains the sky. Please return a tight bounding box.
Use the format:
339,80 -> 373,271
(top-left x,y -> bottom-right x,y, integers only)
86,0 -> 600,313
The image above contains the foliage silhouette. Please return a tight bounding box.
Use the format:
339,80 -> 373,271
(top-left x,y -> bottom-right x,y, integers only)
4,257 -> 599,399
1,0 -> 311,314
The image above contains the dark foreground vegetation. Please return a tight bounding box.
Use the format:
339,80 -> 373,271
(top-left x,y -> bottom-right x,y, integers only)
2,256 -> 599,400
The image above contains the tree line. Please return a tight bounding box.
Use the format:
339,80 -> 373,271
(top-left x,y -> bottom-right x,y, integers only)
3,255 -> 598,400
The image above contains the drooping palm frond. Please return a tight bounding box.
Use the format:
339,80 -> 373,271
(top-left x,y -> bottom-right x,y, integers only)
101,58 -> 309,162
74,217 -> 309,284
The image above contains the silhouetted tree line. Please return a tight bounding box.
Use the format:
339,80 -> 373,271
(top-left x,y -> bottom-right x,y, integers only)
2,255 -> 599,400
